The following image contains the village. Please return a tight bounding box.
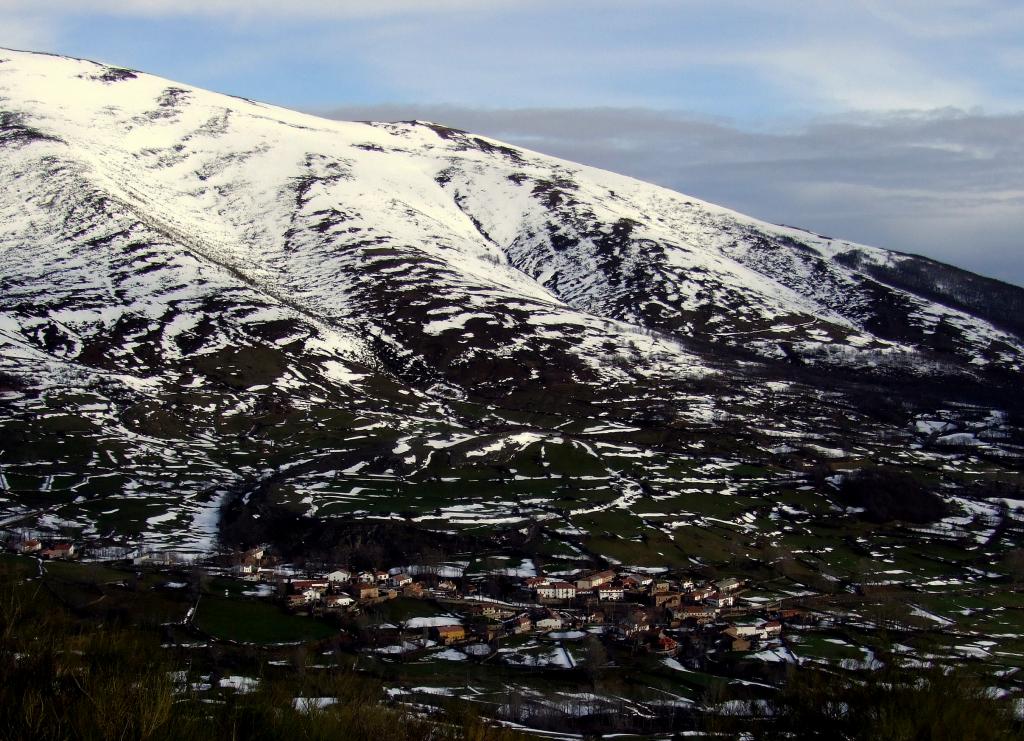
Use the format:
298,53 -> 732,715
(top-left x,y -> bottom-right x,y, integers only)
229,544 -> 794,665
3,532 -> 794,666
4,526 -> 1023,738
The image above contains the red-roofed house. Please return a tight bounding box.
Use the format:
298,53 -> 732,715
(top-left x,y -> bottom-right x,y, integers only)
537,581 -> 576,601
576,570 -> 616,591
41,543 -> 75,560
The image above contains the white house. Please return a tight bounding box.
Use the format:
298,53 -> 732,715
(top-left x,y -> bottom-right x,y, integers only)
390,573 -> 413,587
759,620 -> 782,639
598,584 -> 624,601
576,570 -> 616,591
290,579 -> 328,602
625,573 -> 654,587
508,615 -> 532,634
706,594 -> 734,608
716,577 -> 742,593
537,581 -> 576,600
326,594 -> 355,609
728,620 -> 762,638
327,569 -> 351,584
535,615 -> 563,631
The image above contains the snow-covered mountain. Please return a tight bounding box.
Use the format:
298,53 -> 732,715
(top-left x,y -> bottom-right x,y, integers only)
1,49 -> 1022,559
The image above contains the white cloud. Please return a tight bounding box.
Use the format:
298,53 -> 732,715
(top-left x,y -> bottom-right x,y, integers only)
996,47 -> 1024,73
0,14 -> 60,50
741,41 -> 987,112
0,0 -> 526,18
857,0 -> 1024,39
3,1 -> 1021,114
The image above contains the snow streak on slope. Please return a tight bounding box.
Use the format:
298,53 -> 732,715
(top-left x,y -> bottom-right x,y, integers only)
3,49 -> 1021,381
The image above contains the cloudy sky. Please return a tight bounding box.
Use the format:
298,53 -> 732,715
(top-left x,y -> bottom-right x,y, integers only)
2,1 -> 1021,285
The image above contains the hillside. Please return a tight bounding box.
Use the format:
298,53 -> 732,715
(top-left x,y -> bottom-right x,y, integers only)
0,48 -> 1022,574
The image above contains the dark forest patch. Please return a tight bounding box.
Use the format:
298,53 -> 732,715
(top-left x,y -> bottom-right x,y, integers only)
837,467 -> 948,524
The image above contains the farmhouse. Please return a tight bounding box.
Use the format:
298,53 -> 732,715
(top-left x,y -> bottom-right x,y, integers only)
642,629 -> 680,655
40,543 -> 75,560
476,623 -> 503,641
290,579 -> 328,603
672,605 -> 718,626
349,582 -> 379,601
650,580 -> 672,594
716,577 -> 742,593
507,614 -> 532,635
615,609 -> 651,637
576,569 -> 616,591
653,591 -> 682,608
726,619 -> 762,638
775,608 -> 808,622
537,581 -> 576,601
685,586 -> 715,603
722,626 -> 752,652
290,579 -> 328,593
325,594 -> 354,609
707,594 -> 734,608
433,625 -> 466,644
534,612 -> 563,631
625,573 -> 653,587
402,582 -> 425,598
235,558 -> 258,577
467,603 -> 509,619
390,572 -> 412,587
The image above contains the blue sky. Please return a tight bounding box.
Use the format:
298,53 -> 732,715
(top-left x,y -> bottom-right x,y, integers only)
2,1 -> 1022,284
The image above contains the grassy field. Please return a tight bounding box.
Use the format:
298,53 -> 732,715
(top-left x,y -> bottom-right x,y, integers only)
43,559 -> 130,584
194,594 -> 337,644
364,597 -> 443,625
0,552 -> 39,579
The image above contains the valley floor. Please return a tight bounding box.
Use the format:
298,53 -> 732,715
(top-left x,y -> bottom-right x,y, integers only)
2,543 -> 1023,739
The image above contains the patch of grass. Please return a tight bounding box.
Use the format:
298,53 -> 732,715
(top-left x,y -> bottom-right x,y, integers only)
543,441 -> 607,477
194,595 -> 336,644
671,525 -> 748,565
0,553 -> 39,580
584,529 -> 691,568
788,633 -> 865,662
44,560 -> 132,585
365,597 -> 443,625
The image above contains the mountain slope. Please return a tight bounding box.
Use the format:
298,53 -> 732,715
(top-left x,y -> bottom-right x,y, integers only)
1,49 -> 1022,563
